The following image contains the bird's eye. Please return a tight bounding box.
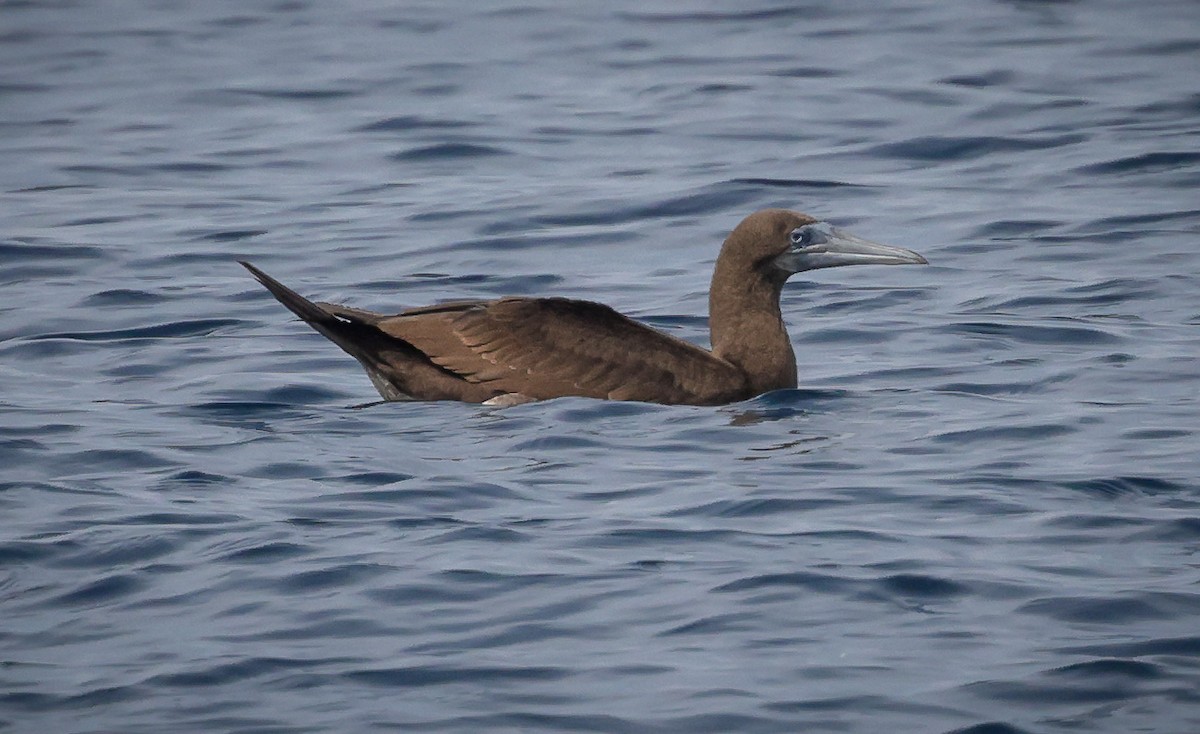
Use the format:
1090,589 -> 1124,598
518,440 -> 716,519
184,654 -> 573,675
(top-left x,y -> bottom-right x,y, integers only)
790,227 -> 811,246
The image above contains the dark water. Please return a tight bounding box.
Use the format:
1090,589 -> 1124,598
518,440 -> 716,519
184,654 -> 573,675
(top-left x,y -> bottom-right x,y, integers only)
3,1 -> 1200,732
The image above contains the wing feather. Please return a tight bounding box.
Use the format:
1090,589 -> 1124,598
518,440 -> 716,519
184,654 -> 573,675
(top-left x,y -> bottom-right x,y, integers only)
377,297 -> 749,404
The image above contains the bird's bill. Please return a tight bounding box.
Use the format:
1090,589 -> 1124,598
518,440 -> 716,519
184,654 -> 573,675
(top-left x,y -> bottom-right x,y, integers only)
774,222 -> 928,273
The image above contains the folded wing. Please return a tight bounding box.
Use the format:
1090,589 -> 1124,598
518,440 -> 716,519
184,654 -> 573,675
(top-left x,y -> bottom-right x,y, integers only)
378,297 -> 750,404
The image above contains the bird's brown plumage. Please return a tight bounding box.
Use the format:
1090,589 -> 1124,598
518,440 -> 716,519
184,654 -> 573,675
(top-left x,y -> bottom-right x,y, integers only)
241,208 -> 926,405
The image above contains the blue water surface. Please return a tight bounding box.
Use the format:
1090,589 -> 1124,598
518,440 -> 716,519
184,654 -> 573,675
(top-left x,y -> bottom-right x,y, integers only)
3,1 -> 1200,732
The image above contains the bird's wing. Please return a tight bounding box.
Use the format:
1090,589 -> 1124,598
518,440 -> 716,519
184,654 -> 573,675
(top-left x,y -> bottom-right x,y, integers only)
377,297 -> 749,404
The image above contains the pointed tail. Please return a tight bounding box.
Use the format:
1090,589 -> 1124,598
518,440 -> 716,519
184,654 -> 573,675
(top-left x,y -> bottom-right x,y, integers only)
238,260 -> 383,363
239,261 -> 413,400
239,261 -> 339,326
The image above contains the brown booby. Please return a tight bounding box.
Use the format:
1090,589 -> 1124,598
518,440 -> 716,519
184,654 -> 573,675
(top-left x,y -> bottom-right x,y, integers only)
240,209 -> 927,406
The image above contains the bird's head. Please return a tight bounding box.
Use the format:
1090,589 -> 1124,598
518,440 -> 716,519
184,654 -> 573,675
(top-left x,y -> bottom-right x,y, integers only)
721,208 -> 928,283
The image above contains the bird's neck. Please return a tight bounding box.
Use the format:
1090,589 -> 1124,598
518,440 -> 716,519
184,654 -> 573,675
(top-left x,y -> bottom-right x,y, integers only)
708,262 -> 797,395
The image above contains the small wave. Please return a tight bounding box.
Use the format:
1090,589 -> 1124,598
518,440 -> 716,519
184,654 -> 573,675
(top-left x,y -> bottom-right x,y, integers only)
522,182 -> 762,228
278,563 -> 389,593
346,664 -> 568,687
1048,658 -> 1163,679
390,143 -> 510,161
0,239 -> 108,261
618,8 -> 816,23
1060,475 -> 1187,497
1019,596 -> 1171,624
233,87 -> 359,100
714,571 -> 851,594
355,115 -> 478,132
1074,151 -> 1200,176
731,177 -> 869,190
30,319 -> 241,342
80,289 -> 168,307
943,320 -> 1120,346
54,573 -> 144,606
877,573 -> 968,600
219,542 -> 311,564
148,656 -> 325,687
868,134 -> 1084,161
1060,635 -> 1200,659
666,496 -> 847,518
943,723 -> 1033,734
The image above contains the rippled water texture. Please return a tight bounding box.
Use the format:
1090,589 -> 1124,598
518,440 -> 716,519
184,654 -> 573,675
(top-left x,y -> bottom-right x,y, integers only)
3,1 -> 1200,732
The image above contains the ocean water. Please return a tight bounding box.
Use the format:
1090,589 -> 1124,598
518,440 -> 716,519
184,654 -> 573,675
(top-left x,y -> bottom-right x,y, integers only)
3,1 -> 1199,732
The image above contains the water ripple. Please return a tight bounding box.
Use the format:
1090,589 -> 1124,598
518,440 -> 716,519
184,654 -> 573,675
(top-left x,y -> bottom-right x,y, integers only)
4,1 -> 1200,732
391,143 -> 511,161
